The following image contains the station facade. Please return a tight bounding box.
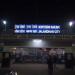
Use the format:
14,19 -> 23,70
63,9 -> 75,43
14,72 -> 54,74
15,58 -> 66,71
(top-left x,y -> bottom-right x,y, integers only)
0,24 -> 75,63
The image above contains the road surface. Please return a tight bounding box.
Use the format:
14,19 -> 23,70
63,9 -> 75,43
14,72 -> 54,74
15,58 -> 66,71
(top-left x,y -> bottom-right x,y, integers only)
10,64 -> 75,75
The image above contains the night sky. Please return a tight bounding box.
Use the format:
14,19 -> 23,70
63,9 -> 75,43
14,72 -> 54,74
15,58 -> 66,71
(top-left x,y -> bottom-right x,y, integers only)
0,0 -> 75,24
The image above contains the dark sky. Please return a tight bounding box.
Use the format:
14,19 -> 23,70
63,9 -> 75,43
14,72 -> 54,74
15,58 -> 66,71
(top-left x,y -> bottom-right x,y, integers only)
0,0 -> 75,24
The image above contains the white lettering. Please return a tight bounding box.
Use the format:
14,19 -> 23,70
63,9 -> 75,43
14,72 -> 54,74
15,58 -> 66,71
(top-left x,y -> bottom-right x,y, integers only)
26,25 -> 31,28
56,26 -> 60,29
39,30 -> 43,33
15,30 -> 20,33
38,25 -> 51,29
20,25 -> 25,29
51,26 -> 56,29
15,25 -> 19,29
19,30 -> 25,33
54,30 -> 60,33
26,30 -> 32,33
32,30 -> 37,33
32,25 -> 37,28
38,30 -> 60,33
50,30 -> 55,33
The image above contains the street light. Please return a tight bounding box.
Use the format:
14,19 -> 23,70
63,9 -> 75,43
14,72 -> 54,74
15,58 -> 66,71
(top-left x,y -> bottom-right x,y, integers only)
3,20 -> 7,25
2,20 -> 7,32
69,21 -> 73,27
32,39 -> 43,47
68,21 -> 74,35
33,39 -> 42,43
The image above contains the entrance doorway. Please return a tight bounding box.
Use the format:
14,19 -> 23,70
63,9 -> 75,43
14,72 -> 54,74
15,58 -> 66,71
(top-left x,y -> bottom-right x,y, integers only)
10,47 -> 65,64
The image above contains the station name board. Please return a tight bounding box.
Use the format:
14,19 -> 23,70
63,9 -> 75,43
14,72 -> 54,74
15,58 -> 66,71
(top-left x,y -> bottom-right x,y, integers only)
14,24 -> 61,34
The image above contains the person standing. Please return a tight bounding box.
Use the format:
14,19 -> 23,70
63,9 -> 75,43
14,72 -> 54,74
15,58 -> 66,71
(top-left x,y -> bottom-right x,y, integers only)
47,55 -> 53,75
1,52 -> 11,68
64,53 -> 74,69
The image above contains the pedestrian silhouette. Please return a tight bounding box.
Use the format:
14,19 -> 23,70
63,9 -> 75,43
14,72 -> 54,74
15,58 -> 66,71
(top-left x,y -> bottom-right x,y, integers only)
47,55 -> 53,75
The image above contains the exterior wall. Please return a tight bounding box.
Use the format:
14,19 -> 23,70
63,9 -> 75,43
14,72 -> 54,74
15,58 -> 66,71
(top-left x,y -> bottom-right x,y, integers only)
2,39 -> 72,48
65,48 -> 73,53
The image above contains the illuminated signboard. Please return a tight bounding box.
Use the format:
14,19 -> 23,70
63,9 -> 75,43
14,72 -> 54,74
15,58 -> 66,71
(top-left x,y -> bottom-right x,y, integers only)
14,24 -> 61,34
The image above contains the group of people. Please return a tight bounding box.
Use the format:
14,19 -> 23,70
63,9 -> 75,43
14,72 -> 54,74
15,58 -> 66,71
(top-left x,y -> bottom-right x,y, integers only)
47,53 -> 75,75
1,52 -> 75,75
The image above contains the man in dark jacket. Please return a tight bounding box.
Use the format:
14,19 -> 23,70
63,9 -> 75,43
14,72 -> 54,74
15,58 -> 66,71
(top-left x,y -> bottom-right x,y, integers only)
47,55 -> 53,75
64,53 -> 74,69
1,52 -> 11,68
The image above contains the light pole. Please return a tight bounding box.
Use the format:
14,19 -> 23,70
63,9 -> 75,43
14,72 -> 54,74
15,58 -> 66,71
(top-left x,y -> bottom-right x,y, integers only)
68,21 -> 74,35
2,20 -> 7,32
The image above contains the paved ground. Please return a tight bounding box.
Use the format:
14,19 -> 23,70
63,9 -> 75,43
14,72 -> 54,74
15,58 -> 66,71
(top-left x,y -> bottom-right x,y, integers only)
10,64 -> 75,75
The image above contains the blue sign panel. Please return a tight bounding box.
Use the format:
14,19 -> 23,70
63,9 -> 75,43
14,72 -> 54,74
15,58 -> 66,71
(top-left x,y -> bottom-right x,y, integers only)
14,24 -> 61,34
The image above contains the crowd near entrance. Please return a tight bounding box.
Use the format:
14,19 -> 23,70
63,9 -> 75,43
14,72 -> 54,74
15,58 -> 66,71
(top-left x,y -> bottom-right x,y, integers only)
10,47 -> 65,64
0,47 -> 75,75
0,47 -> 74,65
